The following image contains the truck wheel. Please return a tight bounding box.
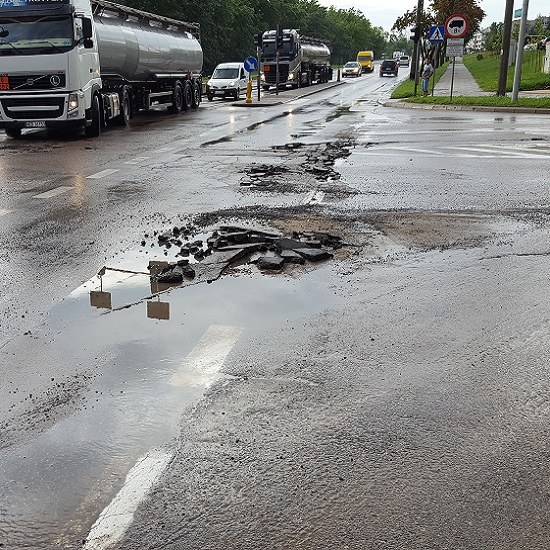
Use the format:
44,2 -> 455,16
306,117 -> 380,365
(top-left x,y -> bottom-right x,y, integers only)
191,81 -> 201,109
182,81 -> 193,110
5,127 -> 21,138
85,94 -> 101,138
169,82 -> 183,113
115,89 -> 131,126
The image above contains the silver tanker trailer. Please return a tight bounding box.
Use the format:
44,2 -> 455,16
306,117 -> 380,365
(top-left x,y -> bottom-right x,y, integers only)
260,29 -> 331,89
0,0 -> 203,138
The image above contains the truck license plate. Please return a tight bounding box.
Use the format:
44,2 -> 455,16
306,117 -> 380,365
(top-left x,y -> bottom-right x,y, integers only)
24,121 -> 46,128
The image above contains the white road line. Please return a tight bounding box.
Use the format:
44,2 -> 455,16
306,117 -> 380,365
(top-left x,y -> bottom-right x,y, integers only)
448,146 -> 543,158
302,190 -> 316,205
0,209 -> 13,216
32,186 -> 72,199
83,449 -> 173,550
86,169 -> 120,180
124,156 -> 150,165
171,324 -> 242,385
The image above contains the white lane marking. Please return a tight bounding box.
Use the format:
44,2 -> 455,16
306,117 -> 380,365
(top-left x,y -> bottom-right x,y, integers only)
86,169 -> 120,180
448,146 -> 544,158
0,209 -> 13,216
83,449 -> 173,550
302,190 -> 316,204
302,190 -> 325,205
171,324 -> 242,385
124,156 -> 150,165
32,186 -> 72,199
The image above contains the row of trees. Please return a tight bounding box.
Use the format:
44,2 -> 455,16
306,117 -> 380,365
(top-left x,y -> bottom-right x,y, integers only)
120,0 -> 389,72
485,15 -> 550,54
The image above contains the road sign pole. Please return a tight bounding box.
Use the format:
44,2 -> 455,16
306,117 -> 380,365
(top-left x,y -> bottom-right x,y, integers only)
257,46 -> 261,102
450,57 -> 456,100
512,0 -> 529,102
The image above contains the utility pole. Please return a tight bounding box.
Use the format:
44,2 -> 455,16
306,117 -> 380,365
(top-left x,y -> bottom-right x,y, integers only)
512,0 -> 529,101
497,0 -> 514,96
410,0 -> 424,88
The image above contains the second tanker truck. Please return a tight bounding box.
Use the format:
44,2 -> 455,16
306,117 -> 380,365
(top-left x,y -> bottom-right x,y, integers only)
260,29 -> 331,90
0,0 -> 203,138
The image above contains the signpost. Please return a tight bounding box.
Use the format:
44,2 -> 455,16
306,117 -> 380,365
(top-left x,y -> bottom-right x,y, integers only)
445,14 -> 468,100
244,55 -> 258,103
429,25 -> 445,43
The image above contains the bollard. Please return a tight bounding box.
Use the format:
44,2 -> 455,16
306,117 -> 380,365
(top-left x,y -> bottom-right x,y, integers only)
337,68 -> 341,82
246,79 -> 253,104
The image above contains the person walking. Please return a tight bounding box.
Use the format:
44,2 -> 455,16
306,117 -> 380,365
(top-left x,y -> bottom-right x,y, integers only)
421,58 -> 434,97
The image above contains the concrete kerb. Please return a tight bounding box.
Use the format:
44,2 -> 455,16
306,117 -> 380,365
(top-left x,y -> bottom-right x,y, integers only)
233,80 -> 346,108
382,99 -> 550,115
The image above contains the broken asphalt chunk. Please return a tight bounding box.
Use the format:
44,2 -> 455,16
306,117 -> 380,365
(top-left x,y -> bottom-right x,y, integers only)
280,250 -> 306,264
294,248 -> 333,262
257,256 -> 285,271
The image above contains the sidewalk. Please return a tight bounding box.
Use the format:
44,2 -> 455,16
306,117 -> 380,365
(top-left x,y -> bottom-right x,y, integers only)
432,57 -> 493,97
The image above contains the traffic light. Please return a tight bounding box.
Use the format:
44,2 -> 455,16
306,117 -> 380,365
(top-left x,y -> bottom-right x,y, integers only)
410,26 -> 420,42
276,25 -> 283,49
253,33 -> 263,47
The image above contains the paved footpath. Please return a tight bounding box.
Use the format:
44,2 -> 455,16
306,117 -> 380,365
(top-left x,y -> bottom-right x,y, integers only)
432,57 -> 492,97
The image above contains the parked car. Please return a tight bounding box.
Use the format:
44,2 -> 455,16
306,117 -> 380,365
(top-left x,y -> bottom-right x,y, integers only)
206,62 -> 249,100
399,55 -> 410,67
342,61 -> 362,77
379,59 -> 399,77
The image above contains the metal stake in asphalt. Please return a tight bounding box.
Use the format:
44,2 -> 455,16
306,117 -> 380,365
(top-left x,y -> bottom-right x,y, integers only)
512,0 -> 529,102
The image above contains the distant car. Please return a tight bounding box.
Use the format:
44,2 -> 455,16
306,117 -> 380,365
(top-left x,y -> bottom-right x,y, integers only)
379,59 -> 399,77
342,61 -> 362,77
399,55 -> 410,67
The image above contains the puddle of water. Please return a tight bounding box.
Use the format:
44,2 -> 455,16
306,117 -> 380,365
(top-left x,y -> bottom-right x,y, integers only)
0,243 -> 340,549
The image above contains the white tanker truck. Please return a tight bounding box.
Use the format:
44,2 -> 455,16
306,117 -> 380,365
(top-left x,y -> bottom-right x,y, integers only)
0,0 -> 203,138
260,29 -> 331,89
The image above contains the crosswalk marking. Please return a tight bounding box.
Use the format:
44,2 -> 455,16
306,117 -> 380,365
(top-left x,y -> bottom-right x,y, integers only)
171,324 -> 242,385
124,156 -> 150,165
33,186 -> 72,199
86,169 -> 119,179
83,450 -> 173,550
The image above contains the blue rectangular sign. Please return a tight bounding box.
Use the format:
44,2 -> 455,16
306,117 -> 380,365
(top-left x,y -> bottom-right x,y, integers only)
429,25 -> 445,43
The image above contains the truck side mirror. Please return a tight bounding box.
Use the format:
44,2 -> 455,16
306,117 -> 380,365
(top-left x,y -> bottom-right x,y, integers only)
82,17 -> 93,48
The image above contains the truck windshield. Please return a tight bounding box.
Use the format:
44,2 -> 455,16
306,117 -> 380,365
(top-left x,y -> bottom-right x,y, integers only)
0,14 -> 73,55
212,68 -> 239,79
261,41 -> 294,59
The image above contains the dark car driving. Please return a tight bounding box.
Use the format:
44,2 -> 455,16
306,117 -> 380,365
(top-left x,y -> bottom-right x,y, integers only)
379,59 -> 399,77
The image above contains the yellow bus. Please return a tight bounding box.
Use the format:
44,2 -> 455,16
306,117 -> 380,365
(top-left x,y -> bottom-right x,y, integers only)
356,50 -> 374,73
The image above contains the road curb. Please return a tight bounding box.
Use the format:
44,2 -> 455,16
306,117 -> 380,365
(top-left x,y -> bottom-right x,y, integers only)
382,99 -> 550,115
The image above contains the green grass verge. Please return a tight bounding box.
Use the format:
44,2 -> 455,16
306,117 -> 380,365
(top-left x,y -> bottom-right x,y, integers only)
463,51 -> 550,92
391,63 -> 449,99
404,95 -> 550,108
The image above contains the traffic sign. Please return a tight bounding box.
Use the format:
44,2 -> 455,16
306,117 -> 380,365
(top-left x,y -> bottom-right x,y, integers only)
445,14 -> 468,39
429,25 -> 445,43
244,56 -> 258,73
446,38 -> 465,57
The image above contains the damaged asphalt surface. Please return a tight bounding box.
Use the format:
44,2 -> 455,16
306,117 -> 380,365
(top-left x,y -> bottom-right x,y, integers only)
1,75 -> 550,549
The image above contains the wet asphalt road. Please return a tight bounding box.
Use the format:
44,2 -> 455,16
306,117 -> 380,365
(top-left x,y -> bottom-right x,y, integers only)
1,69 -> 550,549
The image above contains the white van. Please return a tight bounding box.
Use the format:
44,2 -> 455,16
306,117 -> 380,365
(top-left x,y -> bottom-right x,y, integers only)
206,63 -> 249,100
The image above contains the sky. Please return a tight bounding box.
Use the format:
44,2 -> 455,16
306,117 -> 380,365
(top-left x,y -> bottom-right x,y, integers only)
316,0 -> 550,33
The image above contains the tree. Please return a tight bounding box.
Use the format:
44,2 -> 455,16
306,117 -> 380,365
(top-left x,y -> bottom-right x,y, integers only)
392,0 -> 485,42
484,22 -> 503,54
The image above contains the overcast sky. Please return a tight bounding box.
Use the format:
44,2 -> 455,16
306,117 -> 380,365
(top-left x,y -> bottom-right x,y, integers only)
317,0 -> 550,33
